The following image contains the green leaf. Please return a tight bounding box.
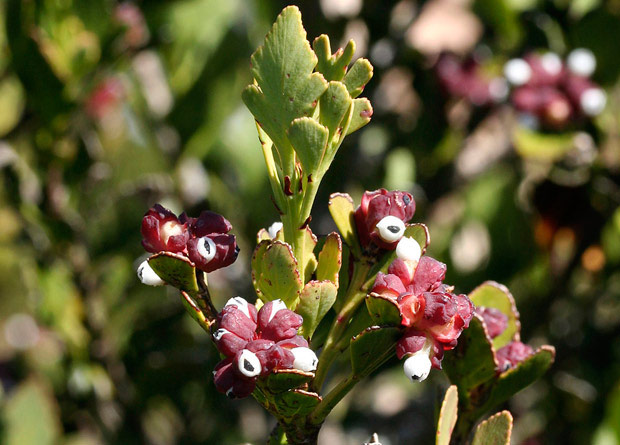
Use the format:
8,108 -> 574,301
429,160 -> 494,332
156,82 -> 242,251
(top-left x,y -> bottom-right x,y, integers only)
513,127 -> 575,162
242,6 -> 328,173
251,240 -> 303,307
328,193 -> 361,257
300,226 -> 319,281
3,379 -> 61,445
346,98 -> 373,135
405,223 -> 431,254
296,280 -> 338,338
275,389 -> 322,418
469,281 -> 520,349
318,81 -> 353,144
350,326 -> 401,376
436,385 -> 459,445
443,315 -> 498,401
316,232 -> 342,286
288,117 -> 329,177
343,58 -> 373,98
313,35 -> 355,82
365,293 -> 402,326
265,369 -> 315,393
148,252 -> 199,293
472,411 -> 513,445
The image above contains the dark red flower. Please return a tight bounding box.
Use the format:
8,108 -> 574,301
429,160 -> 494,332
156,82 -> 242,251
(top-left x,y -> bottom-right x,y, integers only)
186,211 -> 238,273
496,341 -> 534,372
476,307 -> 508,339
141,204 -> 190,253
354,189 -> 416,250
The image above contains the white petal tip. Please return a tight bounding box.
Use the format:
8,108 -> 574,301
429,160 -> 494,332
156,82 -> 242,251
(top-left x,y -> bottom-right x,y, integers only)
396,237 -> 422,262
225,297 -> 251,318
581,88 -> 606,116
137,260 -> 166,286
237,350 -> 261,378
197,236 -> 216,262
267,222 -> 283,239
375,215 -> 406,243
403,352 -> 432,382
567,48 -> 596,77
267,299 -> 288,323
291,347 -> 318,372
504,58 -> 532,86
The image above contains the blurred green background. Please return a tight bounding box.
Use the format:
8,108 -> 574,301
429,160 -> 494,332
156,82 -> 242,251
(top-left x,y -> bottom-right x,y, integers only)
1,0 -> 620,443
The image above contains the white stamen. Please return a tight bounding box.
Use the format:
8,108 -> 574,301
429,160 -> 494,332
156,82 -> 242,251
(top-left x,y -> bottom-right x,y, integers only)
236,349 -> 261,378
137,260 -> 165,286
213,328 -> 230,341
396,237 -> 422,262
504,58 -> 532,86
291,347 -> 319,372
540,52 -> 562,76
567,48 -> 596,77
268,299 -> 288,323
160,220 -> 183,245
580,88 -> 606,116
197,236 -> 217,262
267,222 -> 283,239
375,216 -> 406,243
403,350 -> 432,383
225,297 -> 251,319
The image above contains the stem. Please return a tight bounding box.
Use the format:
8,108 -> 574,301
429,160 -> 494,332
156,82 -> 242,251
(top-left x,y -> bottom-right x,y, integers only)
313,261 -> 373,390
309,373 -> 358,425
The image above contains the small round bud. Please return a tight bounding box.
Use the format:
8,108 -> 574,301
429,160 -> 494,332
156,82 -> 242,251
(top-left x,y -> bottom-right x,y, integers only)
197,236 -> 217,262
580,88 -> 606,116
540,52 -> 562,76
268,222 -> 283,239
403,351 -> 432,382
375,216 -> 406,243
567,48 -> 596,77
225,297 -> 251,319
236,349 -> 262,378
291,347 -> 319,372
504,58 -> 532,86
396,237 -> 422,262
137,260 -> 165,286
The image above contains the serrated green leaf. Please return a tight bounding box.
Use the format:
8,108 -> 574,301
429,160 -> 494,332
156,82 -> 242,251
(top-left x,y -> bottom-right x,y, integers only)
346,98 -> 373,135
469,281 -> 520,349
316,232 -> 342,286
266,369 -> 315,393
343,58 -> 373,98
313,35 -> 355,82
301,226 -> 318,281
436,385 -> 459,445
443,315 -> 498,401
350,326 -> 401,376
296,280 -> 338,338
288,117 -> 329,177
319,81 -> 353,143
242,6 -> 327,174
148,252 -> 199,293
275,389 -> 322,418
365,293 -> 402,326
472,411 -> 513,445
328,193 -> 361,257
251,240 -> 303,307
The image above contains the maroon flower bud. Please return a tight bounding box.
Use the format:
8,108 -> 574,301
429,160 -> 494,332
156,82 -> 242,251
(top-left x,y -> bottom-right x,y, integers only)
524,53 -> 564,87
512,86 -> 543,113
418,291 -> 473,345
214,305 -> 257,357
213,358 -> 256,398
408,256 -> 447,296
141,204 -> 190,253
396,330 -> 444,372
185,210 -> 238,273
190,211 -> 233,237
371,272 -> 407,299
496,341 -> 534,372
476,307 -> 508,339
354,189 -> 416,250
387,259 -> 415,287
257,300 -> 303,342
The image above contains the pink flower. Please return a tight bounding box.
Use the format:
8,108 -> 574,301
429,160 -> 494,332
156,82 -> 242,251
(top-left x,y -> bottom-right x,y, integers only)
496,341 -> 534,372
354,189 -> 416,250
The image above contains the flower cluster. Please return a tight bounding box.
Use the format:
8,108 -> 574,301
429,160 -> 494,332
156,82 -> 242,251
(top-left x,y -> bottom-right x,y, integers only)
504,49 -> 606,129
354,189 -> 416,250
436,53 -> 508,106
212,298 -> 318,398
137,204 -> 238,284
370,237 -> 474,382
476,306 -> 534,372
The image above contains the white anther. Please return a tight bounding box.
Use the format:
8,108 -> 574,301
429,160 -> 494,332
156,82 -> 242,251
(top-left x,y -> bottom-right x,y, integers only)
225,297 -> 251,319
213,328 -> 230,341
267,222 -> 283,239
396,237 -> 422,262
375,216 -> 406,243
197,236 -> 217,262
291,347 -> 319,372
567,48 -> 596,77
236,349 -> 261,378
580,88 -> 606,116
403,350 -> 432,383
540,52 -> 562,76
268,299 -> 288,323
504,58 -> 532,86
137,260 -> 165,286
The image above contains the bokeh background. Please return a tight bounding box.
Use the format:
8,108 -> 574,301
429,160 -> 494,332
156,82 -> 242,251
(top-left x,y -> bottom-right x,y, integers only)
1,0 -> 620,443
